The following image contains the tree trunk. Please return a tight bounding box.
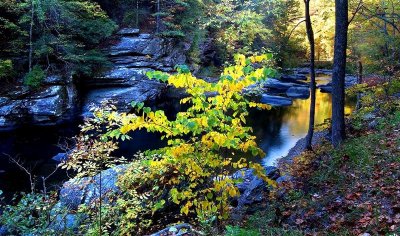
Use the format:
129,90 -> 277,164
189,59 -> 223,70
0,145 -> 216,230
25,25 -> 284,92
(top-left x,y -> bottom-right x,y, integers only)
156,0 -> 160,33
136,0 -> 139,28
331,0 -> 348,148
304,0 -> 316,150
29,0 -> 35,72
356,60 -> 363,110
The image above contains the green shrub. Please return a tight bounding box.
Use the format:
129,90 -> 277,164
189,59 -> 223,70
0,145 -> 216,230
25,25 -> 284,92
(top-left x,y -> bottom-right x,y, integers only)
0,193 -> 69,236
24,65 -> 45,89
0,59 -> 13,79
225,225 -> 261,236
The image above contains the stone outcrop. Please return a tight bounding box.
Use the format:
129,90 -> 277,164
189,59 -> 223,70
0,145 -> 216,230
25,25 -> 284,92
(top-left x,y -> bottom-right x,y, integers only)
0,76 -> 77,130
82,28 -> 189,117
286,86 -> 310,99
59,165 -> 128,211
260,94 -> 293,107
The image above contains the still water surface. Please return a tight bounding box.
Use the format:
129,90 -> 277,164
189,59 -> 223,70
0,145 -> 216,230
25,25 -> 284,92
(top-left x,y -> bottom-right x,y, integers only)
0,76 -> 355,194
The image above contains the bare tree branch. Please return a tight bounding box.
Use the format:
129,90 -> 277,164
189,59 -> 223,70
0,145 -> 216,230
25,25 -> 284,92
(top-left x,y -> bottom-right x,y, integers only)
348,0 -> 363,26
288,19 -> 306,39
2,153 -> 35,193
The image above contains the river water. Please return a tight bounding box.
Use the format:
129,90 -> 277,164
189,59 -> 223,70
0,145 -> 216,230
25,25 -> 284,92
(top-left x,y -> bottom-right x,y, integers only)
0,75 -> 355,195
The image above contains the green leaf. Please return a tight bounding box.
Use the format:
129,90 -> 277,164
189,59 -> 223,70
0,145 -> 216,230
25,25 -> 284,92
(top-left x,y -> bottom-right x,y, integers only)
175,64 -> 190,74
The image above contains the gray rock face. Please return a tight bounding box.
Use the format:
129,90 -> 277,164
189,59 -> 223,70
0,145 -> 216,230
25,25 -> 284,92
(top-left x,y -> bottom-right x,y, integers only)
231,166 -> 281,221
117,28 -> 140,36
317,75 -> 357,93
83,29 -> 188,117
263,78 -> 307,92
260,94 -> 293,107
318,84 -> 333,93
286,86 -> 310,99
110,36 -> 165,58
281,74 -> 307,81
0,79 -> 78,130
52,153 -> 68,162
150,223 -> 194,236
59,165 -> 128,211
82,81 -> 166,117
43,75 -> 66,85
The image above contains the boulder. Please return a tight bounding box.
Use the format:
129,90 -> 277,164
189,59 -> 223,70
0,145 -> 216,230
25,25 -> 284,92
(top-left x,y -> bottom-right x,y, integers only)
260,94 -> 293,107
150,223 -> 194,236
263,78 -> 307,92
110,37 -> 165,58
52,153 -> 68,162
117,28 -> 140,36
263,78 -> 294,92
286,86 -> 310,99
0,83 -> 77,129
233,166 -> 280,204
281,74 -> 307,81
25,86 -> 66,122
230,166 -> 281,221
276,175 -> 293,184
318,84 -> 333,93
59,165 -> 128,210
92,67 -> 151,86
82,80 -> 166,117
50,213 -> 82,232
43,75 -> 65,85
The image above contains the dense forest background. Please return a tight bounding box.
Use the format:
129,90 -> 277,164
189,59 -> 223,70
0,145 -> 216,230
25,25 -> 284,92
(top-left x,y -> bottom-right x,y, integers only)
0,0 -> 399,235
1,0 -> 399,84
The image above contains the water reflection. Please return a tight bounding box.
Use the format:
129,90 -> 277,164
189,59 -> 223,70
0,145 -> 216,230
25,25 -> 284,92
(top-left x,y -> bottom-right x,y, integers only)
251,88 -> 355,167
0,76 -> 356,194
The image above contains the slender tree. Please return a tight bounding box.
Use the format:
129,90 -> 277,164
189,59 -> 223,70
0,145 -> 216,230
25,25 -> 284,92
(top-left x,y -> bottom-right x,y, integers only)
331,0 -> 349,147
304,0 -> 316,150
156,0 -> 160,33
28,0 -> 35,72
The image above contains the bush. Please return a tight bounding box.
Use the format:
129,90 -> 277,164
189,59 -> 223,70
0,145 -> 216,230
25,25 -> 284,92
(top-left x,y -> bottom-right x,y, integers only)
0,193 -> 69,236
0,59 -> 13,80
24,65 -> 45,89
65,55 -> 277,233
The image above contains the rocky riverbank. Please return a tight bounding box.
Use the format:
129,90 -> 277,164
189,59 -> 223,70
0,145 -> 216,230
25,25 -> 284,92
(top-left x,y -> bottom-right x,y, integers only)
0,25 -> 358,131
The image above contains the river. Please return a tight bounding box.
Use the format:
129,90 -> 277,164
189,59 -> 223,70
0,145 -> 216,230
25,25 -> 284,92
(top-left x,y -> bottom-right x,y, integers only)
0,75 -> 355,195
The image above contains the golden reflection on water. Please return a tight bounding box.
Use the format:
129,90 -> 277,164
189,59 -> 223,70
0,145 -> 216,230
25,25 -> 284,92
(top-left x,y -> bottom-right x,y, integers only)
257,76 -> 356,166
283,90 -> 354,136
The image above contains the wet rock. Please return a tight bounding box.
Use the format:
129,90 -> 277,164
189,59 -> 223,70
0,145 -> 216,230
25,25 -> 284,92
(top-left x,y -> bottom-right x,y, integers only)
363,112 -> 376,121
50,213 -> 81,232
92,67 -> 150,86
0,83 -> 77,130
265,166 -> 280,180
139,33 -> 152,39
117,28 -> 140,36
276,175 -> 293,184
150,223 -> 194,236
260,94 -> 293,107
318,84 -> 333,93
110,37 -> 165,58
43,75 -> 65,85
263,78 -> 294,92
25,86 -> 66,121
233,166 -> 280,204
0,226 -> 9,236
82,80 -> 166,117
59,165 -> 128,211
368,120 -> 378,129
161,46 -> 187,67
52,153 -> 68,162
281,74 -> 307,81
231,166 -> 280,222
83,30 -> 189,118
286,86 -> 310,99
